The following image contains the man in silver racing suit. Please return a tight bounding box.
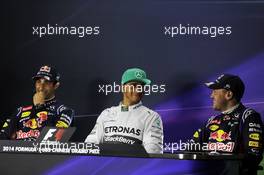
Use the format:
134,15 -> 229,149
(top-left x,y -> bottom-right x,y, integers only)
85,68 -> 163,154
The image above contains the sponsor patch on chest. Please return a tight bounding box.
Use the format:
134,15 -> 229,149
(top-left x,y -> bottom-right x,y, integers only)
104,126 -> 141,136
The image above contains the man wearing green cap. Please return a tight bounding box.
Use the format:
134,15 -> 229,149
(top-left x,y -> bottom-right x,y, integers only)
85,68 -> 164,154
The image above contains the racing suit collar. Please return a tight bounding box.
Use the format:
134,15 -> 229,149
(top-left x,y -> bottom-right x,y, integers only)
222,103 -> 240,114
120,101 -> 143,111
42,97 -> 56,106
34,97 -> 57,109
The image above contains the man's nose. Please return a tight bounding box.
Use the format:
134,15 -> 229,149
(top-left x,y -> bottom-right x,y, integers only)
38,83 -> 45,90
210,91 -> 214,99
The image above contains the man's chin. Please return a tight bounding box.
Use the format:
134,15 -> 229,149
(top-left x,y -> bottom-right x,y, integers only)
130,97 -> 141,104
212,105 -> 221,111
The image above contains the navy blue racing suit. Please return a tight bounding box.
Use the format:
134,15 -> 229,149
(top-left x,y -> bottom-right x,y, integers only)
0,98 -> 74,141
193,103 -> 263,174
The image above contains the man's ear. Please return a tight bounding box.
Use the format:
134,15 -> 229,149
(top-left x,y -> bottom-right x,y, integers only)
54,82 -> 60,90
226,90 -> 233,100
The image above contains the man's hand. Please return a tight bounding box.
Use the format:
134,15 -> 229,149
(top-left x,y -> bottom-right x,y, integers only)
33,91 -> 45,106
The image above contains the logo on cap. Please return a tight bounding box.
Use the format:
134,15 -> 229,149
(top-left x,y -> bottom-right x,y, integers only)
40,66 -> 51,73
135,71 -> 143,78
224,84 -> 231,89
216,74 -> 225,83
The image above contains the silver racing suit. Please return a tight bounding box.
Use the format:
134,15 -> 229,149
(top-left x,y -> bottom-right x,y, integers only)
85,101 -> 164,154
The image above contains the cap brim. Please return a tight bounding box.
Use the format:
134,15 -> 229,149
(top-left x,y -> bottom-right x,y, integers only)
32,75 -> 52,81
142,79 -> 151,85
205,82 -> 222,89
123,79 -> 151,85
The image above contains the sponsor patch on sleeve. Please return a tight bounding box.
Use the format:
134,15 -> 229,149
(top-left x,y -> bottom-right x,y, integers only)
248,141 -> 260,148
56,120 -> 69,128
249,133 -> 260,141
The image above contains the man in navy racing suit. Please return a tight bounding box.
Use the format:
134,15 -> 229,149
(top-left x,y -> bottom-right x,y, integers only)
0,65 -> 74,141
193,74 -> 263,175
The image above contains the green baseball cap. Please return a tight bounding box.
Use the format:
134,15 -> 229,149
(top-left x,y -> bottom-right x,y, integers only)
121,68 -> 151,85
